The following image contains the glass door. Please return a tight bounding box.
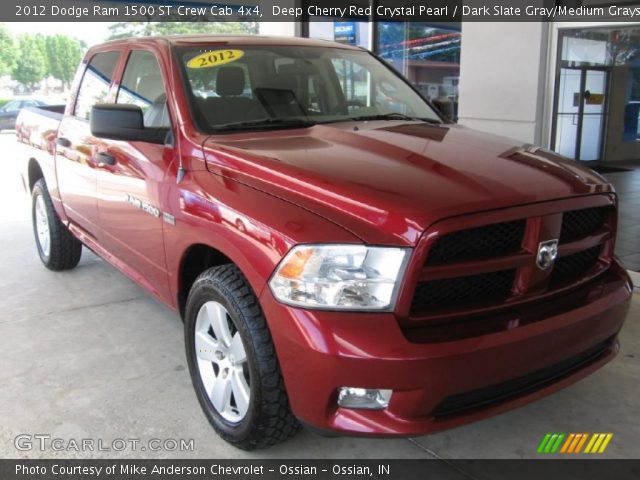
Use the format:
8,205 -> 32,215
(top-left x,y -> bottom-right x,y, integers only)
580,69 -> 607,161
553,67 -> 609,162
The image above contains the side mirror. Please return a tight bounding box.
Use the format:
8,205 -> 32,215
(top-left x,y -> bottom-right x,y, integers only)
90,104 -> 168,144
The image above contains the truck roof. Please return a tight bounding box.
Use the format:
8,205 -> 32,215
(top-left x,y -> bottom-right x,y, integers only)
99,34 -> 362,50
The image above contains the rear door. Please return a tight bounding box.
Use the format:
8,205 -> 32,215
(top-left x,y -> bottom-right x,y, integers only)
56,51 -> 121,238
95,48 -> 174,301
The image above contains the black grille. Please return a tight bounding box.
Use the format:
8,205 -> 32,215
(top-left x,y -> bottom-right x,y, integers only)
411,269 -> 515,314
426,220 -> 525,265
550,246 -> 602,286
432,337 -> 613,417
560,207 -> 608,243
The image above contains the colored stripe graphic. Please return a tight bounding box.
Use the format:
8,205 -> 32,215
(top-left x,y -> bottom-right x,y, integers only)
537,433 -> 565,453
550,433 -> 565,453
545,433 -> 559,453
585,433 -> 613,454
584,434 -> 599,453
598,433 -> 613,453
574,433 -> 588,453
538,433 -> 613,454
560,433 -> 575,453
537,433 -> 552,453
567,433 -> 584,453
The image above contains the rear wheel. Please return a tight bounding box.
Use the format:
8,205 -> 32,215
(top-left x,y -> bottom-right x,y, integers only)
184,264 -> 299,450
32,179 -> 82,271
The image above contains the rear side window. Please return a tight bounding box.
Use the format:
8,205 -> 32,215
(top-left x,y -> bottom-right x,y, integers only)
116,50 -> 170,128
74,51 -> 120,120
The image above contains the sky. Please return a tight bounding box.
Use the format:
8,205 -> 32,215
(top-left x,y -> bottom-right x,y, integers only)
5,22 -> 113,45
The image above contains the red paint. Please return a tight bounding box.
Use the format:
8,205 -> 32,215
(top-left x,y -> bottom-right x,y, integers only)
18,36 -> 632,436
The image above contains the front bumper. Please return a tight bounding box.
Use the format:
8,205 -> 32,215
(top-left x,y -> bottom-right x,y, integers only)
258,260 -> 632,436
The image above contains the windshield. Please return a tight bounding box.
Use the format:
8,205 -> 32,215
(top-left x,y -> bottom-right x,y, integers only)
177,45 -> 441,133
2,100 -> 21,112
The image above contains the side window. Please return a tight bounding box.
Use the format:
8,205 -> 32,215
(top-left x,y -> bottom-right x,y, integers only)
74,51 -> 120,120
117,50 -> 170,128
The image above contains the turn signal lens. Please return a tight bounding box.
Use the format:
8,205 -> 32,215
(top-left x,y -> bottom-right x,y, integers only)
277,247 -> 314,279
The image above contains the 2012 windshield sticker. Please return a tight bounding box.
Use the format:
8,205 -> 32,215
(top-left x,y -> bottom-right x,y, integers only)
187,50 -> 245,69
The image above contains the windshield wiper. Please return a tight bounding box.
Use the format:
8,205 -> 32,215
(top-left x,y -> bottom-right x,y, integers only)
340,112 -> 441,124
213,118 -> 318,132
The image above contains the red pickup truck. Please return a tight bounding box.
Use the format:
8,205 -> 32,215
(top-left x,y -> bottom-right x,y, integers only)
19,35 -> 632,450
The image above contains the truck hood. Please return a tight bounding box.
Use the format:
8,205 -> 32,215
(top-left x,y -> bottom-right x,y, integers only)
203,122 -> 612,246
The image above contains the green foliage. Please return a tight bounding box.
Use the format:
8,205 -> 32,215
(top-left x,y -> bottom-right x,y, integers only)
107,21 -> 258,40
45,35 -> 84,87
12,34 -> 47,88
0,24 -> 16,76
0,24 -> 85,90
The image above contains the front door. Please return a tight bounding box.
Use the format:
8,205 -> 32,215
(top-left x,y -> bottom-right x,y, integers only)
95,49 -> 174,301
553,67 -> 609,162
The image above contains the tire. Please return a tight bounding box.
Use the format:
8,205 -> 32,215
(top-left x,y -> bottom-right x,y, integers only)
184,264 -> 300,450
32,178 -> 82,271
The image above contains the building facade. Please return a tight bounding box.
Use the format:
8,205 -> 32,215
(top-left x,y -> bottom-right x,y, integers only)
259,12 -> 640,164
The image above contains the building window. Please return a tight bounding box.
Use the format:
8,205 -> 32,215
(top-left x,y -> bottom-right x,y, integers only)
624,66 -> 640,141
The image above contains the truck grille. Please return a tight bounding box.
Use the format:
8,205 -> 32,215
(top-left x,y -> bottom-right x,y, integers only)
411,270 -> 515,312
410,203 -> 614,318
426,220 -> 525,265
560,207 -> 608,243
550,246 -> 602,286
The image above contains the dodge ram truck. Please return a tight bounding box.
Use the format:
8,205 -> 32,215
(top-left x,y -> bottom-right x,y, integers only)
19,35 -> 632,450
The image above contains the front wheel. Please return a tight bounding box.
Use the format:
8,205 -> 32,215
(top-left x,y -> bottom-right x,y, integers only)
184,265 -> 299,450
32,179 -> 82,271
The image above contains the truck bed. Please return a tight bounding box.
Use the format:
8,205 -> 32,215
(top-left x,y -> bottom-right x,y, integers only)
16,105 -> 65,152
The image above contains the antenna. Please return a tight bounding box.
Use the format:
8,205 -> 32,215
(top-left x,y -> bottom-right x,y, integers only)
168,39 -> 186,184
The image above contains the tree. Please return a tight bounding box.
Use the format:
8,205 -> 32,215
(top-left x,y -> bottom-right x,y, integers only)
45,35 -> 84,88
107,21 -> 258,40
33,34 -> 49,76
0,24 -> 16,77
12,35 -> 47,89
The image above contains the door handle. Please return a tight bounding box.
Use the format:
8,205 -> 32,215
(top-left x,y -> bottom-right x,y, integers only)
56,137 -> 71,147
96,152 -> 116,166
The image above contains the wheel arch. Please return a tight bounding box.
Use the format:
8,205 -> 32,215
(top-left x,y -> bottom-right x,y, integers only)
177,243 -> 238,319
27,157 -> 44,192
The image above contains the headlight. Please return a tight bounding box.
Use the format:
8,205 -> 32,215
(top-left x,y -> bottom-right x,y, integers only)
268,244 -> 410,310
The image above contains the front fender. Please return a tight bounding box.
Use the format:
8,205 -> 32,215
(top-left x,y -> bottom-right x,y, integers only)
164,169 -> 361,310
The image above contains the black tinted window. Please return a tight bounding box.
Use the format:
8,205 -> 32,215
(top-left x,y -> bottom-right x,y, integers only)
74,51 -> 120,120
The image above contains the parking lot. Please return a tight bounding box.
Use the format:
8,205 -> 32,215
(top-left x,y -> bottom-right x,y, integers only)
0,132 -> 638,461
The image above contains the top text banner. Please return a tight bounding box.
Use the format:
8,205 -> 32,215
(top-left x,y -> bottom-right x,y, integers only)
6,0 -> 640,22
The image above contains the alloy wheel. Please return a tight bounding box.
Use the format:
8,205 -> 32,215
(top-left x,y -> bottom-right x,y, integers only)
194,301 -> 251,423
